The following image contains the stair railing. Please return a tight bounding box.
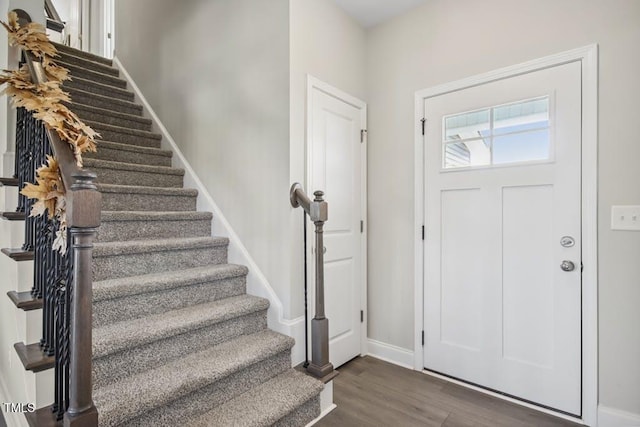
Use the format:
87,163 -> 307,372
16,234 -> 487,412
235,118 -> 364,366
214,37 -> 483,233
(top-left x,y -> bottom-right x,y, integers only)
290,183 -> 334,379
44,0 -> 65,34
15,10 -> 100,426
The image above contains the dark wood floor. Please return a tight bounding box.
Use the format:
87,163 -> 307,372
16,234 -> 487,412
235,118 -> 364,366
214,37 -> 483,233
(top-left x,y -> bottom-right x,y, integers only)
315,356 -> 583,427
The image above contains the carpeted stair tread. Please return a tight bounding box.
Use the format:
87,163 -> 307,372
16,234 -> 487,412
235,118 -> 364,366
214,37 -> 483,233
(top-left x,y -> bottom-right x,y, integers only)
97,183 -> 197,196
94,330 -> 293,427
57,59 -> 127,88
98,183 -> 198,212
63,75 -> 134,101
93,236 -> 227,257
92,236 -> 228,280
52,41 -> 113,66
93,263 -> 246,302
187,369 -> 323,427
84,158 -> 184,176
100,210 -> 212,222
89,157 -> 184,186
93,294 -> 269,358
68,102 -> 152,130
86,120 -> 162,140
65,86 -> 142,115
97,210 -> 212,242
55,51 -> 119,76
85,140 -> 172,167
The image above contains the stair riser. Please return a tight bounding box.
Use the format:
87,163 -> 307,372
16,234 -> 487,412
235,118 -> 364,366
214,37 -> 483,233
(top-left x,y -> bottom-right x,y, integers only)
94,166 -> 183,188
85,147 -> 172,167
125,351 -> 291,427
93,244 -> 227,281
63,80 -> 134,102
66,89 -> 142,116
101,191 -> 197,212
93,311 -> 267,389
54,44 -> 113,66
93,275 -> 246,327
97,217 -> 210,242
57,53 -> 119,76
74,108 -> 152,132
95,128 -> 161,149
64,63 -> 127,89
274,396 -> 321,427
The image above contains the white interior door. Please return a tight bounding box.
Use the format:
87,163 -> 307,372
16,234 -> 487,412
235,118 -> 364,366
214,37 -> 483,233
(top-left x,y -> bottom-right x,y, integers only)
423,61 -> 582,415
55,0 -> 86,50
308,78 -> 366,368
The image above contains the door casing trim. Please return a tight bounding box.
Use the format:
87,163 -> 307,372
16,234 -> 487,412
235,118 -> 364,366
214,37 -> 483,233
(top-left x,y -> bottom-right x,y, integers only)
413,44 -> 598,426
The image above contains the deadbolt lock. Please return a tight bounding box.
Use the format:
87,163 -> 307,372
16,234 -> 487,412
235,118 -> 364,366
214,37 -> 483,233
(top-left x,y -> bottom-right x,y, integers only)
560,236 -> 575,247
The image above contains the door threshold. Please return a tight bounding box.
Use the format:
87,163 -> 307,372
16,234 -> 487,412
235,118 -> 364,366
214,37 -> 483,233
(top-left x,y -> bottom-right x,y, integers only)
421,368 -> 585,425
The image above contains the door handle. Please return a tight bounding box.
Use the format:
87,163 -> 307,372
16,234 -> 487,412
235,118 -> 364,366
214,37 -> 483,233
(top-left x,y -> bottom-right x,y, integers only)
560,260 -> 575,272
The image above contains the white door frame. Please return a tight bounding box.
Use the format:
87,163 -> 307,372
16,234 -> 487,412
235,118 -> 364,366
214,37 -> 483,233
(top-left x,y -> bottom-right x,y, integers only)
102,0 -> 115,58
79,0 -> 89,50
306,75 -> 368,359
413,45 -> 598,426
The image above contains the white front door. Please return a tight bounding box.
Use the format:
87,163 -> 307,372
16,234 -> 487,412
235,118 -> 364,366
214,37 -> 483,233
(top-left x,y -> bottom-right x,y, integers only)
308,78 -> 366,368
422,61 -> 582,415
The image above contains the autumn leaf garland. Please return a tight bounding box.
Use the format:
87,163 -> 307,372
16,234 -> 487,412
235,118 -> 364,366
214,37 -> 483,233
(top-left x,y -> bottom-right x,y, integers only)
1,11 -> 100,254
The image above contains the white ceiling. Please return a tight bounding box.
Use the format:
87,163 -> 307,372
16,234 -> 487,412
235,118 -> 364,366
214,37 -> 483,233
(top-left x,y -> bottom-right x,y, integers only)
331,0 -> 428,28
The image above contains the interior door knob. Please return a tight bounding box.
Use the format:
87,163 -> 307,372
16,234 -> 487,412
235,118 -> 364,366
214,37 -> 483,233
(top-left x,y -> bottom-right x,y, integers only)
561,260 -> 575,272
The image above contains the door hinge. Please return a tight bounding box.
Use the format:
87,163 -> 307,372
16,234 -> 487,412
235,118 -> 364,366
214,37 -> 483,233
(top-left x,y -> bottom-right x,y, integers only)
421,225 -> 425,240
581,262 -> 584,273
421,330 -> 425,346
360,220 -> 364,233
421,118 -> 426,136
360,129 -> 367,143
360,310 -> 364,323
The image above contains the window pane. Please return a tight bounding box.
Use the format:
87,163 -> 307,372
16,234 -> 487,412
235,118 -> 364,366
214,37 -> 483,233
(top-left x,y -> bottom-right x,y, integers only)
444,140 -> 491,169
444,109 -> 490,142
492,129 -> 550,164
494,98 -> 549,136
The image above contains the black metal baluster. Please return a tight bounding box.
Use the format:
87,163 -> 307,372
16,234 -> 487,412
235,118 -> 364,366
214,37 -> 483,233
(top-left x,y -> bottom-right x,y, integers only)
53,228 -> 72,420
53,274 -> 69,421
22,114 -> 36,252
15,107 -> 26,213
33,214 -> 44,299
42,219 -> 54,355
63,229 -> 72,415
32,124 -> 56,351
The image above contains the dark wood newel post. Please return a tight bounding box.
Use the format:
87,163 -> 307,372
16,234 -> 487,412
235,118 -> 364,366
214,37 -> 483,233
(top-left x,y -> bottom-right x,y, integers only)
289,183 -> 334,379
64,170 -> 100,427
307,190 -> 334,378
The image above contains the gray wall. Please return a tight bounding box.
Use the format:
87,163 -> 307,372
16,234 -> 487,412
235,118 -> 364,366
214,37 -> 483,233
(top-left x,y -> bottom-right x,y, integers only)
365,0 -> 640,415
114,0 -> 292,314
288,0 -> 366,318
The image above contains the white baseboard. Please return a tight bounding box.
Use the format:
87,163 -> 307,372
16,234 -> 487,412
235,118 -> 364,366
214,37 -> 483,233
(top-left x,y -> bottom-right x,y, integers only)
306,381 -> 336,427
598,405 -> 640,427
113,57 -> 300,345
366,338 -> 414,369
286,316 -> 306,367
306,403 -> 336,427
0,374 -> 28,427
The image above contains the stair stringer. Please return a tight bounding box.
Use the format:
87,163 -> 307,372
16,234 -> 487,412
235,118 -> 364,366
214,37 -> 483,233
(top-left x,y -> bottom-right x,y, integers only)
112,57 -> 306,366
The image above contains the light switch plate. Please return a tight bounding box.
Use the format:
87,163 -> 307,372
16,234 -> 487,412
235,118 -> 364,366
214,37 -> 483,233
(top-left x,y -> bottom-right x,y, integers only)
611,205 -> 640,231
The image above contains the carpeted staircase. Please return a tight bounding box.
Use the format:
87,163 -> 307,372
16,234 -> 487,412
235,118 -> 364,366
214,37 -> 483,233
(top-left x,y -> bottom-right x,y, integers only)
51,42 -> 323,427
